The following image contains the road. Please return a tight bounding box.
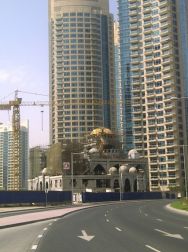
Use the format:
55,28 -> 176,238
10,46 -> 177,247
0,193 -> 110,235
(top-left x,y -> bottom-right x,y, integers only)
35,200 -> 188,252
0,200 -> 187,252
0,220 -> 53,252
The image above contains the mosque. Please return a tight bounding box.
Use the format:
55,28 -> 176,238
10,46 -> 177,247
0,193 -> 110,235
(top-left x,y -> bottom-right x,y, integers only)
28,128 -> 148,195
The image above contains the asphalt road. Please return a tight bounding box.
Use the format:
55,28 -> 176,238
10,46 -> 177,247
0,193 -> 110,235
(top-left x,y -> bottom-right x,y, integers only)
35,200 -> 188,252
0,220 -> 52,252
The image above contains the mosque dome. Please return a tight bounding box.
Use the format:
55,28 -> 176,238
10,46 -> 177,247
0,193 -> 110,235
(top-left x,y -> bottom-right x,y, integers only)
109,167 -> 117,175
90,127 -> 113,136
129,167 -> 137,174
119,164 -> 129,174
128,149 -> 140,159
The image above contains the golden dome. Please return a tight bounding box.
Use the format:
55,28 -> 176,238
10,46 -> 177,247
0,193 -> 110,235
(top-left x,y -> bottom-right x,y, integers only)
90,127 -> 113,136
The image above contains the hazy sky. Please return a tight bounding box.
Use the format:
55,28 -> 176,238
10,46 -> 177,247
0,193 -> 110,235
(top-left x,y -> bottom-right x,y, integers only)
0,0 -> 117,147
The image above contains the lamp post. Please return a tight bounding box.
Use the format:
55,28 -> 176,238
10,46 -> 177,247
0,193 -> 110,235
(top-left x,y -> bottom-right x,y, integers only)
171,96 -> 188,200
41,168 -> 48,207
119,165 -> 129,201
182,145 -> 188,200
71,152 -> 85,204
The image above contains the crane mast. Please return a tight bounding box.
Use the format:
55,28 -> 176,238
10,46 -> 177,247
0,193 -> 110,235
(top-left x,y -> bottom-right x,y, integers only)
0,92 -> 48,191
10,98 -> 22,190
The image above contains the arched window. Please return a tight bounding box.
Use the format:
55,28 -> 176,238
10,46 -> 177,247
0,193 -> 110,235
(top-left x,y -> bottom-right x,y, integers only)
94,164 -> 106,175
124,178 -> 131,192
114,179 -> 119,189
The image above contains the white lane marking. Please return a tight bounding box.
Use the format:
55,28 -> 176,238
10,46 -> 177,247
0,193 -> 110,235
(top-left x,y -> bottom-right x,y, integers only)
43,227 -> 48,231
31,245 -> 38,250
139,207 -> 142,214
78,230 -> 95,242
106,219 -> 109,222
115,227 -> 122,232
49,223 -> 52,226
184,227 -> 188,229
156,219 -> 163,222
145,213 -> 148,217
145,245 -> 161,252
38,234 -> 43,238
105,214 -> 107,217
155,229 -> 184,240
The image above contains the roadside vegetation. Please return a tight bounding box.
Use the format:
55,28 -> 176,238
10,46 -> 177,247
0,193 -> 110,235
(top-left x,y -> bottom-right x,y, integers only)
171,198 -> 188,211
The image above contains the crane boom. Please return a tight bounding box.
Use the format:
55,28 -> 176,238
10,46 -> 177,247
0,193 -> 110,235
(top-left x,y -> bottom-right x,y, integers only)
0,97 -> 49,190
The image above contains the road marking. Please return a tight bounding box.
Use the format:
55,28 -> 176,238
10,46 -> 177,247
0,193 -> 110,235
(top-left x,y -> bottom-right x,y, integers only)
115,227 -> 122,232
106,219 -> 110,222
184,227 -> 188,229
145,245 -> 161,252
31,245 -> 38,250
43,227 -> 48,231
155,229 -> 184,240
78,230 -> 95,242
139,207 -> 142,214
38,234 -> 43,238
105,214 -> 107,217
144,213 -> 148,217
156,219 -> 163,222
49,223 -> 52,226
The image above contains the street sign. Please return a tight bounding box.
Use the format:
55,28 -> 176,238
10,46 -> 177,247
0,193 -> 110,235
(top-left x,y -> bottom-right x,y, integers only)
63,162 -> 70,170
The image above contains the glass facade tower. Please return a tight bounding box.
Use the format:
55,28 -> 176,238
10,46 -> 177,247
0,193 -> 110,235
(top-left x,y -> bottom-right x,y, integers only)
49,0 -> 115,144
118,0 -> 187,191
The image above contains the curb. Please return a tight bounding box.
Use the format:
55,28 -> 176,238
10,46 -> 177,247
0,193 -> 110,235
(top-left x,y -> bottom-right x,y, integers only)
0,202 -> 119,229
165,204 -> 188,216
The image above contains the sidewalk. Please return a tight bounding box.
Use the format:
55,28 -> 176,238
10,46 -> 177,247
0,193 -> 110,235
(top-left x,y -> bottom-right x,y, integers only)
0,205 -> 91,229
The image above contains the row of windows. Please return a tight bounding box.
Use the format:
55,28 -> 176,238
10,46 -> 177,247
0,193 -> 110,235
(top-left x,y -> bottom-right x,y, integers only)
62,13 -> 100,18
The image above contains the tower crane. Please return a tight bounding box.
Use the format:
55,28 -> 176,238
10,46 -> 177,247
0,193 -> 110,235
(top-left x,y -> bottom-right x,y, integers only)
0,91 -> 49,190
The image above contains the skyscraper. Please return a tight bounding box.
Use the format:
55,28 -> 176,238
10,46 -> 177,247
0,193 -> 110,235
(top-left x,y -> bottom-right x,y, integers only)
118,0 -> 187,191
49,0 -> 115,145
0,122 -> 29,190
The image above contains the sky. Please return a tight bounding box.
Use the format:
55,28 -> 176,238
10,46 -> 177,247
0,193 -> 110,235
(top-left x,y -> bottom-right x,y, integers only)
0,0 -> 117,147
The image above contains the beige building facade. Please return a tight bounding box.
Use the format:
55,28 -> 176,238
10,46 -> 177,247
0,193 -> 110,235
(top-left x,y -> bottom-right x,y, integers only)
49,0 -> 115,145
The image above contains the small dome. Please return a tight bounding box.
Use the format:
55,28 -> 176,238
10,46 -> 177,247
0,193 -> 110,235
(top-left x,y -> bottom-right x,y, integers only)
128,149 -> 140,159
129,167 -> 137,174
41,168 -> 47,175
109,167 -> 117,175
89,147 -> 98,154
119,164 -> 129,174
90,127 -> 113,136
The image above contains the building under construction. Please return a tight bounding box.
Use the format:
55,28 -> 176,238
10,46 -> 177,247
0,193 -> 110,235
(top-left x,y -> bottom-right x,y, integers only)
0,121 -> 29,190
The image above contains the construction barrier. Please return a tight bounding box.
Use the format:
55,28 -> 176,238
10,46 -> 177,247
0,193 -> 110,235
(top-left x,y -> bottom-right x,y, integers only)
0,191 -> 71,205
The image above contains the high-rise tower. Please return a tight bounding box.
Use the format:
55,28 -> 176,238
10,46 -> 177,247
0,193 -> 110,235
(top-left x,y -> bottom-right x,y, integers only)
49,0 -> 115,145
118,0 -> 187,191
0,122 -> 29,190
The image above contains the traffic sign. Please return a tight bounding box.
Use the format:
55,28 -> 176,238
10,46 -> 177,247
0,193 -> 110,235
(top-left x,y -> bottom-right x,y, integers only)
63,162 -> 70,170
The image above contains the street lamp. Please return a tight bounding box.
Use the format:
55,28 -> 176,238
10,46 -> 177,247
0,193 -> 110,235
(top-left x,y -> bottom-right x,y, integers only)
41,168 -> 48,207
119,165 -> 129,201
171,96 -> 188,200
181,145 -> 188,200
71,152 -> 85,204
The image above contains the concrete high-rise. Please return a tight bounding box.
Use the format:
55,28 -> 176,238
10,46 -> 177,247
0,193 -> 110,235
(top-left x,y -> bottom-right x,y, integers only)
118,0 -> 187,191
0,122 -> 29,190
49,0 -> 115,145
